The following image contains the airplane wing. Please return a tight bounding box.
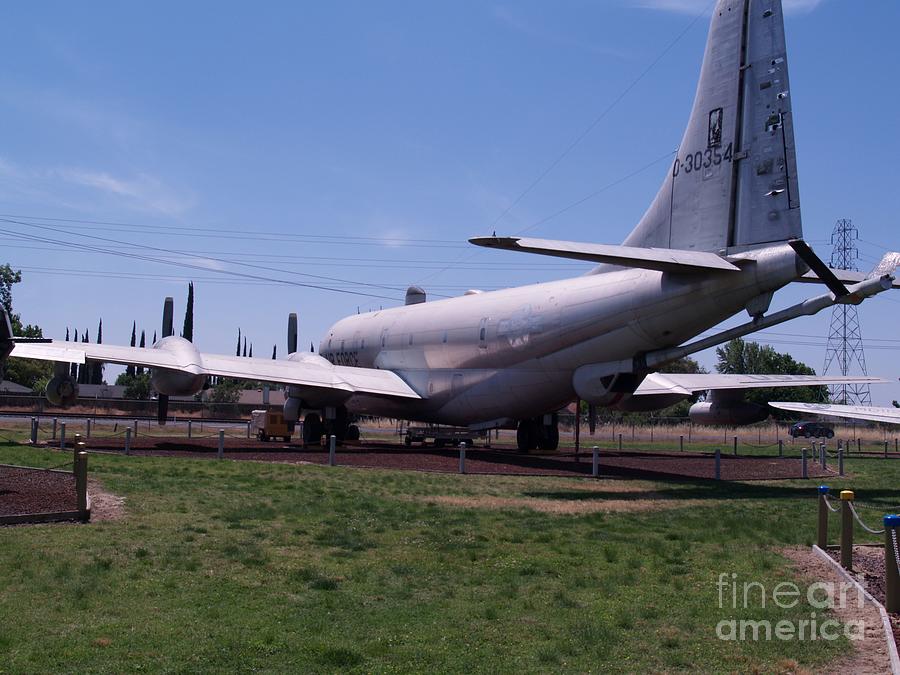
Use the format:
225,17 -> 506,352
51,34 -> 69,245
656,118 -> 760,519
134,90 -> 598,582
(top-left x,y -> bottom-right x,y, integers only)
633,372 -> 887,397
468,236 -> 740,274
768,402 -> 900,425
9,341 -> 421,399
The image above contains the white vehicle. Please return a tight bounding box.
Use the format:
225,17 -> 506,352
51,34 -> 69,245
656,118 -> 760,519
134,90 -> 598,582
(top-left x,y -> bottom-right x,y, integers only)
9,0 -> 897,451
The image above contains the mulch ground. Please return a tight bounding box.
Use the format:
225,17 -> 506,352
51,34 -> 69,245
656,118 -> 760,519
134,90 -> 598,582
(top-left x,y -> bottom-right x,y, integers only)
826,546 -> 900,647
0,466 -> 77,518
75,436 -> 831,481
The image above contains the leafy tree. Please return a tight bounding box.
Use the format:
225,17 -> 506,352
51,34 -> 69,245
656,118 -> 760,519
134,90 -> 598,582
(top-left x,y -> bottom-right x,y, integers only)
0,264 -> 51,387
893,400 -> 899,409
115,372 -> 152,400
272,345 -> 277,360
92,318 -> 104,384
182,282 -> 194,342
208,378 -> 242,404
236,328 -> 241,357
715,338 -> 826,417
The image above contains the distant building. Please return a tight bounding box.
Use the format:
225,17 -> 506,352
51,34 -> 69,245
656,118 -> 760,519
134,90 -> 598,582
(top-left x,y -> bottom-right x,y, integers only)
0,380 -> 33,394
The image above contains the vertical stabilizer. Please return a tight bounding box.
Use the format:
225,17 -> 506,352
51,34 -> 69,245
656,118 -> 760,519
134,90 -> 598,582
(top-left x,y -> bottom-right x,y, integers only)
624,0 -> 801,253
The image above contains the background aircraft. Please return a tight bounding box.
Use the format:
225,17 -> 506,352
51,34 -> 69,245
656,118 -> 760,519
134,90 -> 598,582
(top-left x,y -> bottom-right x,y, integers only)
7,0 -> 898,450
769,401 -> 900,425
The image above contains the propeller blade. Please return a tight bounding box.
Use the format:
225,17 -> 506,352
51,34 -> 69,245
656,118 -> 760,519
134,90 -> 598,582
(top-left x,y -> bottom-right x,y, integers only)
157,393 -> 169,426
162,297 -> 175,338
789,240 -> 849,298
288,313 -> 298,354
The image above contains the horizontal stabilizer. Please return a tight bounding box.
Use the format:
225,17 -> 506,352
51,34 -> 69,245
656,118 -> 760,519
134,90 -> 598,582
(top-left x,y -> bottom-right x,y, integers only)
769,401 -> 900,425
793,250 -> 900,289
468,236 -> 740,274
634,372 -> 887,397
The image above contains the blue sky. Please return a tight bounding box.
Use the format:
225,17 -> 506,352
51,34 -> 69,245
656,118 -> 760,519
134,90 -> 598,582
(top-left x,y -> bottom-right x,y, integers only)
2,1 -> 899,403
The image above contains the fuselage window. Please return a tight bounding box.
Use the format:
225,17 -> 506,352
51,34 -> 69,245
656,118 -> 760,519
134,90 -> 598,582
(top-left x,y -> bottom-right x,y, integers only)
442,331 -> 448,344
479,318 -> 487,342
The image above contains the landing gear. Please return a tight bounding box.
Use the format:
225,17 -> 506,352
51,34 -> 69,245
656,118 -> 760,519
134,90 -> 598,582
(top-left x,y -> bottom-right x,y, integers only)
302,412 -> 323,447
516,414 -> 560,452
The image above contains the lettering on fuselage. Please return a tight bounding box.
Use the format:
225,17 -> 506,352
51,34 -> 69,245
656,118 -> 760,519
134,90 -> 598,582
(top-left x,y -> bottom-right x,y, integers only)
324,351 -> 359,367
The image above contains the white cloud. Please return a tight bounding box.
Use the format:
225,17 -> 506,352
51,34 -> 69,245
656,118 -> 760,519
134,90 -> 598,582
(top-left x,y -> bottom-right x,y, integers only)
629,0 -> 824,14
55,168 -> 193,217
493,6 -> 632,59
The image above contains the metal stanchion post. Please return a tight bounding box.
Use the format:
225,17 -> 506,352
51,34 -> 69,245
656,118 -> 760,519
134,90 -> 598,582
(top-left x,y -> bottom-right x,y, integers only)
714,448 -> 721,481
817,486 -> 830,549
86,419 -> 91,439
188,420 -> 192,439
329,435 -> 336,466
59,422 -> 66,449
733,436 -> 738,456
884,515 -> 900,613
72,434 -> 82,463
133,419 -> 138,437
801,448 -> 808,479
679,435 -> 684,452
52,418 -> 58,440
857,438 -> 861,454
124,427 -> 131,455
458,442 -> 466,474
821,445 -> 827,470
618,434 -> 622,452
778,439 -> 784,457
592,446 -> 599,478
840,490 -> 854,570
30,417 -> 37,444
75,450 -> 88,520
839,447 -> 844,476
218,429 -> 225,459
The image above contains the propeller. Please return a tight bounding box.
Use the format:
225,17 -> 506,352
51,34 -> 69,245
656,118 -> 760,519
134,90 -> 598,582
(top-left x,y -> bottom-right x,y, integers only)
789,240 -> 849,298
158,296 -> 174,425
288,313 -> 298,355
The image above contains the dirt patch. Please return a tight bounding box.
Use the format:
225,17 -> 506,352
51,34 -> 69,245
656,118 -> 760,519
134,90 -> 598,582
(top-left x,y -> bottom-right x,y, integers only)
0,465 -> 76,517
81,436 -> 829,481
782,547 -> 893,674
406,493 -> 705,514
87,479 -> 125,521
402,480 -> 709,514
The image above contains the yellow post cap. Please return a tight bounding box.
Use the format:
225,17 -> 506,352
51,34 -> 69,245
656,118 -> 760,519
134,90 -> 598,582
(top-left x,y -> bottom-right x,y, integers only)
840,490 -> 855,501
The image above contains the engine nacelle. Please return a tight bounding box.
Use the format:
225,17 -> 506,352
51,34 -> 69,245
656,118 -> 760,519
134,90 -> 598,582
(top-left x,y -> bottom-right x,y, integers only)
688,400 -> 768,426
573,362 -> 644,406
149,336 -> 207,396
46,374 -> 79,407
283,396 -> 302,425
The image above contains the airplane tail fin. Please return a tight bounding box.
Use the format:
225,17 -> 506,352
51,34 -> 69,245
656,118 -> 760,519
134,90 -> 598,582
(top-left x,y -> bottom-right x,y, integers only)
625,0 -> 801,253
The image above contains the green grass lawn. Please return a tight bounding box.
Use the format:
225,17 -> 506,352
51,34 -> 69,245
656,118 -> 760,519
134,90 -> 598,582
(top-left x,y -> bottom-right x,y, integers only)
1,432 -> 898,673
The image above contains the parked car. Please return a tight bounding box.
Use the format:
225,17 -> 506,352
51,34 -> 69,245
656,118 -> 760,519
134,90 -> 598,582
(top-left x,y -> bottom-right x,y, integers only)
789,421 -> 834,439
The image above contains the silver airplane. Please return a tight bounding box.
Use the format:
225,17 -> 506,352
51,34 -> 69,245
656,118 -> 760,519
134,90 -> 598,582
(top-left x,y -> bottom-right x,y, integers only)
769,401 -> 900,426
9,0 -> 898,450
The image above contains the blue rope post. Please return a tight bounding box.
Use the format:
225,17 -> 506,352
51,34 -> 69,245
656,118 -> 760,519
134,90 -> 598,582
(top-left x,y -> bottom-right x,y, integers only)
884,515 -> 900,613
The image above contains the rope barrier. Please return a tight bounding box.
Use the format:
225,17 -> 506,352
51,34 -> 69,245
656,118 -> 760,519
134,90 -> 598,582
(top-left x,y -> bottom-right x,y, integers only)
891,529 -> 900,580
0,460 -> 73,475
740,441 -> 780,449
822,494 -> 840,513
848,502 -> 886,535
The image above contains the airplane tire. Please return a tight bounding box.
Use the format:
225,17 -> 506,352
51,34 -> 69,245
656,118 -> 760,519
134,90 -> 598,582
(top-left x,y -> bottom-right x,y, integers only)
517,421 -> 537,452
303,413 -> 322,447
346,424 -> 360,441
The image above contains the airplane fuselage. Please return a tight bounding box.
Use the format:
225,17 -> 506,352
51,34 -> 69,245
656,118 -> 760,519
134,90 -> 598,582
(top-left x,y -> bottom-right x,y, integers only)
318,243 -> 803,426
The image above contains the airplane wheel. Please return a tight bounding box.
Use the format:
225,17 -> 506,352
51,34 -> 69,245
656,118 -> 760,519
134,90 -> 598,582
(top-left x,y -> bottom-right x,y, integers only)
346,424 -> 360,441
517,420 -> 537,452
303,413 -> 322,446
